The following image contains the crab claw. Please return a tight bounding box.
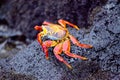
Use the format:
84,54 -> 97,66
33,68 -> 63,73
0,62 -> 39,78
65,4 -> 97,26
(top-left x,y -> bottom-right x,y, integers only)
53,43 -> 72,69
42,40 -> 57,59
36,33 -> 43,45
69,35 -> 93,48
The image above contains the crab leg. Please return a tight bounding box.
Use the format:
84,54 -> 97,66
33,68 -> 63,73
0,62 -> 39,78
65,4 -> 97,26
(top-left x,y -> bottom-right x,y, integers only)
63,39 -> 88,60
69,35 -> 93,48
58,19 -> 80,30
53,43 -> 72,69
42,40 -> 57,59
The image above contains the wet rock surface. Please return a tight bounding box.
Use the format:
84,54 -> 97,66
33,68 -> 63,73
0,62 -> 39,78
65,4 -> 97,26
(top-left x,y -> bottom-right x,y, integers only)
0,0 -> 120,80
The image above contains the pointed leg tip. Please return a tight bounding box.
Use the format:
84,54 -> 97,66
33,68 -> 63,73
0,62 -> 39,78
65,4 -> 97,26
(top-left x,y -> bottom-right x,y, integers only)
75,26 -> 80,30
82,57 -> 88,60
89,45 -> 93,48
77,28 -> 80,30
46,57 -> 50,60
67,65 -> 72,69
78,44 -> 93,49
64,62 -> 72,69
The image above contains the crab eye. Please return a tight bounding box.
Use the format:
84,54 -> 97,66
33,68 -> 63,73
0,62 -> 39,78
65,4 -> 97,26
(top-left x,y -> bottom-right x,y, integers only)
34,25 -> 42,31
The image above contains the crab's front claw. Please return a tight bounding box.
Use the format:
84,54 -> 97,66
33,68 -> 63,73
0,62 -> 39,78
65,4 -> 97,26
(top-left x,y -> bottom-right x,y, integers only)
69,35 -> 93,48
36,33 -> 43,45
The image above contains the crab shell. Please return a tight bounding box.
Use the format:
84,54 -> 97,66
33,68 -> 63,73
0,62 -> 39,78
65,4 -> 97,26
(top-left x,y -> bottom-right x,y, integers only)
41,25 -> 68,40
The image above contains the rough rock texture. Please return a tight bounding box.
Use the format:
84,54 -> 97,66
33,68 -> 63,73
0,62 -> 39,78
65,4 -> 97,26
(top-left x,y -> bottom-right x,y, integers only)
0,41 -> 64,80
0,41 -> 112,80
0,0 -> 120,80
89,0 -> 120,73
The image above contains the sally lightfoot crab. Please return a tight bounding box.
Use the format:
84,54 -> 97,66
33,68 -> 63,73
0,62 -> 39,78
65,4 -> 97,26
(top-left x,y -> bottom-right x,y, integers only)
34,19 -> 92,69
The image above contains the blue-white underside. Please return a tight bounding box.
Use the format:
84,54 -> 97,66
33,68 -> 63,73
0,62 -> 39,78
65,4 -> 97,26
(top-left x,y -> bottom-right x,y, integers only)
47,35 -> 60,40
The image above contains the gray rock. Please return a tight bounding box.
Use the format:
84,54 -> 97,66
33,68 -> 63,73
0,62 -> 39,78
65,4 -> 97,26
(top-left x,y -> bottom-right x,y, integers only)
89,0 -> 120,73
9,41 -> 64,80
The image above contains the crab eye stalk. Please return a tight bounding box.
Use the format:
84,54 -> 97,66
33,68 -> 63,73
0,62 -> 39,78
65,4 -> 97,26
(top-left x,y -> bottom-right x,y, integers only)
34,25 -> 42,31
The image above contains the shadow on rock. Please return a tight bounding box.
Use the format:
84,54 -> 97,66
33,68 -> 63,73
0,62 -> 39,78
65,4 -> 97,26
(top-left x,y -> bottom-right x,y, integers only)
0,69 -> 37,80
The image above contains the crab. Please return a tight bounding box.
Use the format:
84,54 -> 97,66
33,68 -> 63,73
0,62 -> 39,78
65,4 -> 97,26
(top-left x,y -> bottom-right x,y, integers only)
34,19 -> 92,69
